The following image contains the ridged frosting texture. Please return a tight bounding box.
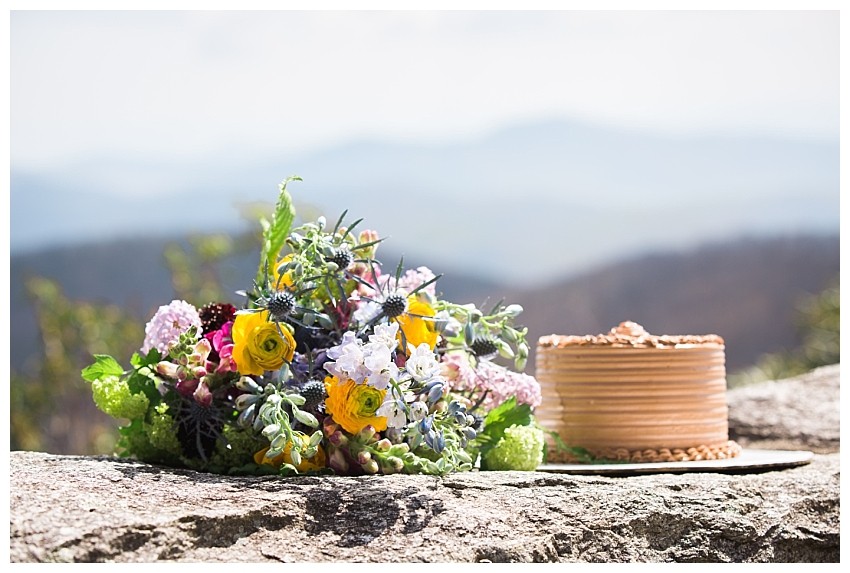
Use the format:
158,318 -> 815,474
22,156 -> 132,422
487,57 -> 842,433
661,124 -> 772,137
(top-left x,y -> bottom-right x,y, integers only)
535,321 -> 730,452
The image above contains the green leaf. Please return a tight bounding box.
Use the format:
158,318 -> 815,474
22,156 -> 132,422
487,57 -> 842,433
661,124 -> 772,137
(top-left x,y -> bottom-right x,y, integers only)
476,396 -> 533,457
256,176 -> 300,287
82,354 -> 124,383
130,349 -> 161,369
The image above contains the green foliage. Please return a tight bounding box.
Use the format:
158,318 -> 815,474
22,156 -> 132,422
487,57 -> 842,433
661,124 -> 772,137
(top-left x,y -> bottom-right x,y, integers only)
473,397 -> 533,458
10,277 -> 144,454
163,234 -> 237,306
81,354 -> 124,383
481,424 -> 545,471
729,277 -> 840,386
256,177 -> 299,287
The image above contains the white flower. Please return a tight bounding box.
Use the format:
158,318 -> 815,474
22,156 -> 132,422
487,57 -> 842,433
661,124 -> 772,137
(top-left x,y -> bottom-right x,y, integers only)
326,331 -> 358,360
405,343 -> 441,382
363,343 -> 399,389
369,321 -> 400,351
376,383 -> 414,429
376,398 -> 407,429
409,400 -> 429,421
325,335 -> 369,383
353,300 -> 382,326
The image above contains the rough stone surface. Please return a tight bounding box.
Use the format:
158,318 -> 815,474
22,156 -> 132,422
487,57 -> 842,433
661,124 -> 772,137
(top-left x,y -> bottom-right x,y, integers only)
727,364 -> 840,453
10,366 -> 841,563
9,451 -> 839,563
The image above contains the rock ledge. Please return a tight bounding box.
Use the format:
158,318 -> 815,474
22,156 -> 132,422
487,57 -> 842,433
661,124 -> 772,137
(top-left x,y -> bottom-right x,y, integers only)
9,450 -> 839,563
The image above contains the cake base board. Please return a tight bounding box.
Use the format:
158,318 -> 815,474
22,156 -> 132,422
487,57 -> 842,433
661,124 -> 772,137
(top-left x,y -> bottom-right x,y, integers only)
538,449 -> 813,476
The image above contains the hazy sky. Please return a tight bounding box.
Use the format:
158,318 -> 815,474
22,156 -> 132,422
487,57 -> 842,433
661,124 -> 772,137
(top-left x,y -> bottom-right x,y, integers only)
11,10 -> 838,176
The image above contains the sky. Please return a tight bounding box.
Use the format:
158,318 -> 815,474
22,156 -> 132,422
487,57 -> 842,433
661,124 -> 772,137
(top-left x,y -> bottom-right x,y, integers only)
6,8 -> 842,285
11,10 -> 838,173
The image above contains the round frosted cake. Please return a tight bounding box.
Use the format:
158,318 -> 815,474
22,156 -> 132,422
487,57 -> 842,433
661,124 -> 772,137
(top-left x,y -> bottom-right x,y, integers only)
535,321 -> 741,463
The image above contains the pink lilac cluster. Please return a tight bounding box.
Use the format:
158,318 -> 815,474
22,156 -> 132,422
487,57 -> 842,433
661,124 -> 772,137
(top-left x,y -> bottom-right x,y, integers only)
379,266 -> 437,298
141,300 -> 203,355
441,353 -> 542,411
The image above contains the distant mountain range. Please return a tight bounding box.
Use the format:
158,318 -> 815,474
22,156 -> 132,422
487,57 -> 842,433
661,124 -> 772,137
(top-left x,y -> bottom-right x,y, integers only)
10,118 -> 839,285
11,232 -> 839,374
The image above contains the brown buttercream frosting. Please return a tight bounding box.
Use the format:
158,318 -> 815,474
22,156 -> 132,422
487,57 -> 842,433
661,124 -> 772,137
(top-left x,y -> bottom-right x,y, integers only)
535,321 -> 736,462
538,321 -> 724,349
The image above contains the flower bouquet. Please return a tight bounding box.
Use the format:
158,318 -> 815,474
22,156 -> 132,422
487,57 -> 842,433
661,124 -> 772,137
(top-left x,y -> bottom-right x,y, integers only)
83,178 -> 544,476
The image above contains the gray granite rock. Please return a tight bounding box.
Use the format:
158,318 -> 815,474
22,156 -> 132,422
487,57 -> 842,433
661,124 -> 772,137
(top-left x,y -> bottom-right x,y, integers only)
10,365 -> 840,563
9,450 -> 839,563
727,364 -> 840,453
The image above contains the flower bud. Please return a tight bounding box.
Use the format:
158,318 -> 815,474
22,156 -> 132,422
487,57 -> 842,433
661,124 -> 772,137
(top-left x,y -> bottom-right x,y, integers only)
289,447 -> 302,467
236,376 -> 260,393
389,442 -> 410,455
308,430 -> 323,448
235,393 -> 260,410
270,434 -> 287,451
236,403 -> 255,427
375,438 -> 392,452
155,361 -> 179,378
262,424 -> 281,439
362,459 -> 380,474
293,408 -> 319,428
323,420 -> 339,436
504,304 -> 523,317
387,456 -> 404,472
427,383 -> 444,404
435,431 -> 446,453
329,448 -> 349,472
329,430 -> 348,446
497,340 -> 515,360
357,450 -> 372,465
358,425 -> 376,442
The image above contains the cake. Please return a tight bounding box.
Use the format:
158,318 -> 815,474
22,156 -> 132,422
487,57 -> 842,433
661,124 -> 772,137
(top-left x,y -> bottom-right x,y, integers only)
535,321 -> 741,463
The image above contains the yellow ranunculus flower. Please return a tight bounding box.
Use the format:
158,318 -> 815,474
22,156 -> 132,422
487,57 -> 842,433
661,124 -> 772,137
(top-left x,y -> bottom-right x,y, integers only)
271,254 -> 294,289
231,310 -> 295,376
324,376 -> 387,435
254,437 -> 327,473
396,299 -> 438,353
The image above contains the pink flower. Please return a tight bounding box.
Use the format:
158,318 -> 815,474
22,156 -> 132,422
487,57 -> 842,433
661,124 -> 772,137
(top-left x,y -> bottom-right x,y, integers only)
205,321 -> 237,374
441,353 -> 541,411
379,266 -> 437,298
142,300 -> 202,355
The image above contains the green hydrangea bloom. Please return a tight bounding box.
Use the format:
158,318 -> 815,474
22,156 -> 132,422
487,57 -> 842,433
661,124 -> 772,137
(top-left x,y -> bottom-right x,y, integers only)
481,424 -> 544,471
146,403 -> 181,457
91,375 -> 150,420
209,425 -> 264,469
